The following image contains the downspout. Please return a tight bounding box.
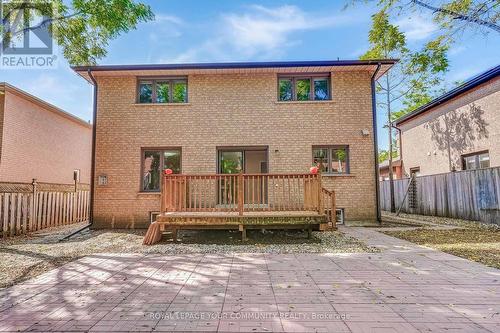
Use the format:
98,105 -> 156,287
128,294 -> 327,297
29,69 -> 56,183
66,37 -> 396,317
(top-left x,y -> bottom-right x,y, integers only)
87,69 -> 98,228
371,63 -> 382,224
60,69 -> 97,241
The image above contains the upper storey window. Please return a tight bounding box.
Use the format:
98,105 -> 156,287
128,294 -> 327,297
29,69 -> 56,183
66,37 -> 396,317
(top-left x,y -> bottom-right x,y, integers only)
138,77 -> 188,103
278,75 -> 330,101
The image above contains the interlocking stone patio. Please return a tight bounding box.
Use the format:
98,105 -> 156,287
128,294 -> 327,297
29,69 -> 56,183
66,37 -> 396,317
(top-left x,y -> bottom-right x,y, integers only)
0,227 -> 499,332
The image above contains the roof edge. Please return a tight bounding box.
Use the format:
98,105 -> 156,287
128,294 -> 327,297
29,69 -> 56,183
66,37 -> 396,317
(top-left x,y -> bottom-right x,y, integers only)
395,65 -> 500,126
0,82 -> 92,129
71,59 -> 397,72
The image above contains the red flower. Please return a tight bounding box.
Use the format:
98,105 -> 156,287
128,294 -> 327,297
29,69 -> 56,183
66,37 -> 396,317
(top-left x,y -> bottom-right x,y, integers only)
164,168 -> 173,175
310,166 -> 319,174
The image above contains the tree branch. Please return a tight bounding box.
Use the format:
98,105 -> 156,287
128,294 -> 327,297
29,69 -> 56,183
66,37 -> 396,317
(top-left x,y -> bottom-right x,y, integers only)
7,12 -> 82,37
412,0 -> 500,33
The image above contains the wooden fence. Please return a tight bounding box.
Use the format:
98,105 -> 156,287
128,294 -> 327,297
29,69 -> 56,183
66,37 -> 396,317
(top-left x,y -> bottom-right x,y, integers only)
0,180 -> 90,237
380,167 -> 500,222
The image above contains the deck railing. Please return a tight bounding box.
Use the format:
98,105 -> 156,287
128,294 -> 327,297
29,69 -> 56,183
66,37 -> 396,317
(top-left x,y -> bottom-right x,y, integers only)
160,173 -> 336,224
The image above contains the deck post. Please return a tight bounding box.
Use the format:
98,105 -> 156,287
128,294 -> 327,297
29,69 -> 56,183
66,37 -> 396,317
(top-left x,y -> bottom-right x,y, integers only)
317,172 -> 324,215
160,175 -> 166,214
238,172 -> 244,216
239,224 -> 247,241
331,191 -> 336,228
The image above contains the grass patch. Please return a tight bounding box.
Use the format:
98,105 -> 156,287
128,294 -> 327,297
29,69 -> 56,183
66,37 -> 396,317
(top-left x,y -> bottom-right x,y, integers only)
383,228 -> 500,269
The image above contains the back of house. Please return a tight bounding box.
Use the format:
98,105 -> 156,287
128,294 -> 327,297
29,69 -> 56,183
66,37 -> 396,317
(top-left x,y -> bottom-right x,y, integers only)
395,65 -> 500,177
73,60 -> 394,228
0,83 -> 92,185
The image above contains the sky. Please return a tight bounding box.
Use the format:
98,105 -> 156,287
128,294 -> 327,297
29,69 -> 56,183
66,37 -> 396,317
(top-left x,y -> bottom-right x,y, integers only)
1,0 -> 499,150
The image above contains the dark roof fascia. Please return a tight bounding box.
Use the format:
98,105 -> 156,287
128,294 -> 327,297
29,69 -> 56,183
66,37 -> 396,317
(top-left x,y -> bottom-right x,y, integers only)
71,59 -> 397,72
395,65 -> 500,126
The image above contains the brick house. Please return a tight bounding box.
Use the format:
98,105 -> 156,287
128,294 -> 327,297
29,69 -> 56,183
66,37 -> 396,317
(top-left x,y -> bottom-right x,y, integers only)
0,83 -> 92,184
379,157 -> 403,181
395,65 -> 499,177
73,60 -> 395,229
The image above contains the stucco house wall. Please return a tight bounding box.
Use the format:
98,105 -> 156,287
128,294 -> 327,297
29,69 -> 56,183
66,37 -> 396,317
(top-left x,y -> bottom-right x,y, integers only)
0,83 -> 92,184
398,77 -> 499,176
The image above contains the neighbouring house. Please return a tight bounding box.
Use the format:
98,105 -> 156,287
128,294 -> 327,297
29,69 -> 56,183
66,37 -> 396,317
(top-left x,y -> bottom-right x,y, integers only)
73,60 -> 395,229
379,157 -> 403,181
0,83 -> 92,184
395,65 -> 499,177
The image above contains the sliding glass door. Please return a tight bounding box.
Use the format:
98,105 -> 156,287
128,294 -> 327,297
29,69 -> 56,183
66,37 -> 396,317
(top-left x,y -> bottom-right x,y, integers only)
217,148 -> 268,206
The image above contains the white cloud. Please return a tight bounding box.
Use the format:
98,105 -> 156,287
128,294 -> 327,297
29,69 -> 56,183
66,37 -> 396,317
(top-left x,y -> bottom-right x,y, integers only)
161,5 -> 360,63
223,5 -> 341,56
396,16 -> 437,41
154,14 -> 184,25
21,73 -> 92,121
148,13 -> 184,42
24,75 -> 77,103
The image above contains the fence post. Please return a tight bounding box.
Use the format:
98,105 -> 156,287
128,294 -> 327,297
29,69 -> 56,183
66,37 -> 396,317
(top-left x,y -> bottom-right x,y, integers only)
30,179 -> 37,231
72,178 -> 77,222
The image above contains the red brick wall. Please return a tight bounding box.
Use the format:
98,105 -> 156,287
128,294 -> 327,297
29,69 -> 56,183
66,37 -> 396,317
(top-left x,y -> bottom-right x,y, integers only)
0,89 -> 92,184
92,71 -> 378,228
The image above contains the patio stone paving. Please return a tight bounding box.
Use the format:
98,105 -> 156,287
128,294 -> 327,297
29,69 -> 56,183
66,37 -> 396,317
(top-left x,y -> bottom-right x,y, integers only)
0,227 -> 499,332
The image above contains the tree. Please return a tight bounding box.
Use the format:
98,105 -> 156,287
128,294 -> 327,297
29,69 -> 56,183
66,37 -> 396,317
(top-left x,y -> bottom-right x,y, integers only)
361,11 -> 449,212
1,0 -> 154,65
348,1 -> 500,41
378,149 -> 398,163
378,133 -> 399,163
410,0 -> 500,35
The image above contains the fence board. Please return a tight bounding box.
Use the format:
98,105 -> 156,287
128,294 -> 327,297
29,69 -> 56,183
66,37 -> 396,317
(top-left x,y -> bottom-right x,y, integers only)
9,194 -> 16,236
22,195 -> 28,234
16,194 -> 22,235
0,187 -> 90,237
380,167 -> 500,222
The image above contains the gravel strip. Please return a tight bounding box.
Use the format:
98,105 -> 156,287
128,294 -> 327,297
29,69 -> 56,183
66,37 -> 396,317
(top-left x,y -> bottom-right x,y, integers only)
0,224 -> 376,288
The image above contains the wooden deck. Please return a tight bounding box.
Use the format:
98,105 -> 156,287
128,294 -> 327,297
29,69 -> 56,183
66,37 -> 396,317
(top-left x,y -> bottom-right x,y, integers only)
154,210 -> 326,242
143,172 -> 336,245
